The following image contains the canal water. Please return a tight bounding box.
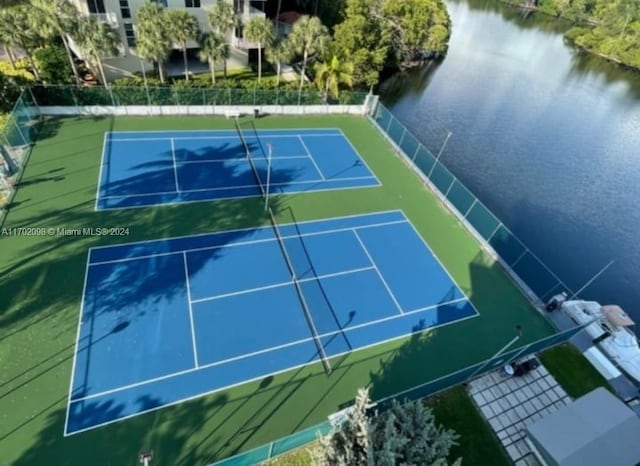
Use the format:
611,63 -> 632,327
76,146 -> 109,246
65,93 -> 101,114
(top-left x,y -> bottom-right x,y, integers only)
380,0 -> 640,320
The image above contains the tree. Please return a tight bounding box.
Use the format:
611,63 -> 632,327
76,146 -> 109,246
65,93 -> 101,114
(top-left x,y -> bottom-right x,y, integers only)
333,0 -> 389,90
312,388 -> 461,466
33,45 -> 72,84
206,0 -> 239,78
314,49 -> 354,101
0,7 -> 42,80
135,3 -> 172,84
382,0 -> 450,68
243,17 -> 273,83
198,32 -> 228,85
75,16 -> 120,87
289,16 -> 330,96
166,10 -> 200,81
31,0 -> 82,84
266,37 -> 294,86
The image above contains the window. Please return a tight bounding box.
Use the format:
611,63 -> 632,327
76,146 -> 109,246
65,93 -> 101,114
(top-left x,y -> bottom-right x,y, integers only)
124,23 -> 136,48
150,0 -> 168,7
185,0 -> 201,7
87,0 -> 106,14
119,0 -> 131,19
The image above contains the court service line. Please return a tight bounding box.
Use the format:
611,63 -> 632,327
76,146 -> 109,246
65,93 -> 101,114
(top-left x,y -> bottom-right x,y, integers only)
352,229 -> 405,315
89,219 -> 408,267
190,265 -> 377,305
178,154 -> 310,165
70,296 -> 469,405
297,136 -> 325,180
108,128 -> 343,134
182,252 -> 199,368
170,138 -> 180,192
336,128 -> 381,185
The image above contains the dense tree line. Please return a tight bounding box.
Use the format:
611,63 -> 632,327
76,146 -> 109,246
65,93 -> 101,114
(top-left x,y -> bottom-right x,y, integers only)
523,0 -> 640,69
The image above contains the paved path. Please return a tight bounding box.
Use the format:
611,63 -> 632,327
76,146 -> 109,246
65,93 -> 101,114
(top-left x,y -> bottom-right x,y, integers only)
468,362 -> 571,465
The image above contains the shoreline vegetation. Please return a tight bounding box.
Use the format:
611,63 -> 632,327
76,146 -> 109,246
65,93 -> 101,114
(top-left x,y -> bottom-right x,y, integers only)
502,0 -> 640,72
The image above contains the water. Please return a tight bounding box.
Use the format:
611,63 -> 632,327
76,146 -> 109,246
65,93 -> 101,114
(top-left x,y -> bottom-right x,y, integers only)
380,0 -> 640,321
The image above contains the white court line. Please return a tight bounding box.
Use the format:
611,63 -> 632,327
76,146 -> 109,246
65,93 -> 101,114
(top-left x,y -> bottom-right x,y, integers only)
336,128 -> 381,185
89,219 -> 408,267
183,253 -> 199,368
69,296 -> 469,405
170,138 -> 180,193
108,133 -> 343,143
98,175 -> 378,201
89,209 -> 405,250
65,308 -> 479,437
108,128 -> 344,135
395,211 -> 481,317
63,251 -> 92,435
352,229 -> 405,315
191,266 -> 376,305
98,177 -> 327,200
178,155 -> 310,165
298,135 -> 325,180
93,132 -> 109,212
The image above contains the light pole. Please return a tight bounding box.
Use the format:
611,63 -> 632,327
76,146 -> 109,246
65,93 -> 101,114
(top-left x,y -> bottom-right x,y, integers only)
427,130 -> 452,179
466,325 -> 522,383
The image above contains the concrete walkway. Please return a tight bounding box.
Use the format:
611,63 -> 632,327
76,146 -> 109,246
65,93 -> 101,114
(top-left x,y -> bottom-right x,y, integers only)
468,362 -> 571,465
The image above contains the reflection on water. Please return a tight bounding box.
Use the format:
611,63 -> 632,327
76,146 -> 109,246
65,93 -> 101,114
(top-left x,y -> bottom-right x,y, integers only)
381,0 -> 640,320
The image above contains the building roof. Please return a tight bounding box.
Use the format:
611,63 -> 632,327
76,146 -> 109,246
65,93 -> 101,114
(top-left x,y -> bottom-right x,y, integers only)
526,387 -> 640,466
277,11 -> 302,25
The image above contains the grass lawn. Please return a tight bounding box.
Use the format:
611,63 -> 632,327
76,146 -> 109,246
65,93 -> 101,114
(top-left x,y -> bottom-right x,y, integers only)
428,386 -> 511,466
539,344 -> 614,398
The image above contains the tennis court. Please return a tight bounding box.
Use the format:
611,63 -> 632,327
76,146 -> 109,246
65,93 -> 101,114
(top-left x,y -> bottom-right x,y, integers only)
96,127 -> 379,210
66,209 -> 478,435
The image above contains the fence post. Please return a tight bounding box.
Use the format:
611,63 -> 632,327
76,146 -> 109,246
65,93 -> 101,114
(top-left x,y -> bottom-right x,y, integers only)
412,144 -> 421,162
201,88 -> 206,106
9,115 -> 28,146
463,198 -> 477,218
487,223 -> 502,242
386,113 -> 393,133
397,128 -> 406,149
70,86 -> 80,114
444,178 -> 456,197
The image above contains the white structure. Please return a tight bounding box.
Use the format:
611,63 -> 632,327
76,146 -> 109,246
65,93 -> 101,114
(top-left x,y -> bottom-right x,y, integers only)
67,0 -> 267,80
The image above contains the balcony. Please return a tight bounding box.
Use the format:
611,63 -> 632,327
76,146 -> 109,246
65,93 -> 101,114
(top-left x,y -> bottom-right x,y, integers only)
91,12 -> 118,27
232,36 -> 260,49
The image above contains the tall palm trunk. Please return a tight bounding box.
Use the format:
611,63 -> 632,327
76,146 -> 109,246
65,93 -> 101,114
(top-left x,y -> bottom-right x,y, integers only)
210,59 -> 216,85
223,58 -> 227,79
299,49 -> 308,93
4,46 -> 16,70
257,42 -> 262,82
61,35 -> 81,84
21,45 -> 41,81
158,61 -> 165,83
182,42 -> 189,81
324,78 -> 330,103
276,62 -> 281,86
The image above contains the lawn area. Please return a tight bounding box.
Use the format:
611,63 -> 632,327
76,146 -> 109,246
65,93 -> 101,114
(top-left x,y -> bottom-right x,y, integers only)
539,344 -> 614,398
428,386 -> 511,466
0,113 -> 554,465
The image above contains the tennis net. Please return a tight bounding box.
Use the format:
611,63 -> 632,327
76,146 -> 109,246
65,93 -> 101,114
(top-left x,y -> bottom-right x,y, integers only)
234,117 -> 332,374
268,207 -> 332,375
234,117 -> 267,199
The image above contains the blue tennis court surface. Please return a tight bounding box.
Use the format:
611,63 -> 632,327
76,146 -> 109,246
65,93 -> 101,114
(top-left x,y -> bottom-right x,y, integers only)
96,128 -> 379,210
65,210 -> 478,435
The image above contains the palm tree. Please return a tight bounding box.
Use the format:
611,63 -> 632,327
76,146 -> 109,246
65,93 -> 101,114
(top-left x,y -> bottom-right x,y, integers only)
266,37 -> 294,86
314,52 -> 354,102
198,32 -> 227,85
275,0 -> 283,35
243,17 -> 273,83
75,16 -> 120,87
31,0 -> 81,84
206,0 -> 239,78
288,16 -> 329,96
135,3 -> 172,84
166,10 -> 200,81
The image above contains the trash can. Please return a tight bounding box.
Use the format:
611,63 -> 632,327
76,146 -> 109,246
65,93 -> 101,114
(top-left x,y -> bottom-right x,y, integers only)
253,108 -> 260,119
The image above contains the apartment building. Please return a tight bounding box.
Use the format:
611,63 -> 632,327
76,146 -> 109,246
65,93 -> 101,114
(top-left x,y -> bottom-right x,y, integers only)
68,0 -> 267,80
